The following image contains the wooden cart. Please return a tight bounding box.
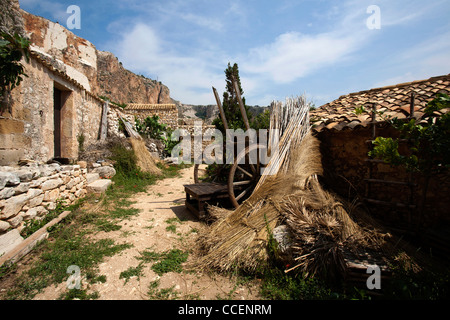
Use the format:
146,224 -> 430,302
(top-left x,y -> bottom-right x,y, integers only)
189,77 -> 267,211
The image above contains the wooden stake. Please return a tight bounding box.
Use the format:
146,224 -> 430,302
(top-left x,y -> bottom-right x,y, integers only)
232,76 -> 250,131
212,86 -> 229,130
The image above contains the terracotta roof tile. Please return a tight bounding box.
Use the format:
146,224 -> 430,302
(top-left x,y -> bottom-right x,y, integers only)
311,73 -> 450,132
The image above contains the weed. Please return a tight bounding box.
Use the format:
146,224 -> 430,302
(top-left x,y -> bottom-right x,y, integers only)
147,279 -> 179,300
151,249 -> 189,275
120,264 -> 144,284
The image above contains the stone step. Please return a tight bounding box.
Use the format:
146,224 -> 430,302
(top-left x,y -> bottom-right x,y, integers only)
86,179 -> 112,194
85,172 -> 100,184
0,229 -> 24,257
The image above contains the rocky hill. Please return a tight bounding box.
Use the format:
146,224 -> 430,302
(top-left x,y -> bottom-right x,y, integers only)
178,104 -> 269,125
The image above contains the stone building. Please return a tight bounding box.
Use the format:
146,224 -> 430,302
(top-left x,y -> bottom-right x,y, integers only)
311,74 -> 450,256
0,49 -> 105,165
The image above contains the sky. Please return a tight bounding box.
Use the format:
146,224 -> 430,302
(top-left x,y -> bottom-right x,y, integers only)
18,0 -> 450,107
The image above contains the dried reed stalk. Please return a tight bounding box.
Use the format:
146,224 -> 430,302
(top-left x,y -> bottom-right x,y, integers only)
129,138 -> 162,175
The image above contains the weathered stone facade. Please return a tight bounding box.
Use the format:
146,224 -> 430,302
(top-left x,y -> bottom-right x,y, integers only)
0,53 -> 104,165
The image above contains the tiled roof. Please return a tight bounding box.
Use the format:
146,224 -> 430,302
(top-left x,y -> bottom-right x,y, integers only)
125,104 -> 177,111
311,74 -> 450,132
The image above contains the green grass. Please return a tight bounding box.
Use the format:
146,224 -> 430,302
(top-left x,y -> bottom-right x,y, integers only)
136,248 -> 189,276
0,144 -> 191,300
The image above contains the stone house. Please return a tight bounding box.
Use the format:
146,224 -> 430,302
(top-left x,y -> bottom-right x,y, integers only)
0,49 -> 105,165
310,74 -> 450,256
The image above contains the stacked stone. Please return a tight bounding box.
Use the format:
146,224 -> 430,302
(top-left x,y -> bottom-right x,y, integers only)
0,162 -> 90,234
107,106 -> 134,138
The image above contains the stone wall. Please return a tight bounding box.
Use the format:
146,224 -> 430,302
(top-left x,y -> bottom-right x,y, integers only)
316,126 -> 450,228
0,161 -> 115,257
0,163 -> 88,235
124,104 -> 179,129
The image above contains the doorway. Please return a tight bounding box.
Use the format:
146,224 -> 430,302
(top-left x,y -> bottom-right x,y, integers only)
53,83 -> 72,163
54,87 -> 62,158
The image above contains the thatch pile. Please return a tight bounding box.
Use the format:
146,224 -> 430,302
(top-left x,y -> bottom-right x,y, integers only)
129,138 -> 162,176
196,97 -> 393,281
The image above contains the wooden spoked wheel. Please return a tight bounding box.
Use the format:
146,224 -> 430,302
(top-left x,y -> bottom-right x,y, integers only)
228,143 -> 266,208
193,163 -> 230,184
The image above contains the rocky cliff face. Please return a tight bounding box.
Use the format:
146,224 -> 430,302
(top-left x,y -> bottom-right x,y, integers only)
97,51 -> 171,104
18,8 -> 172,105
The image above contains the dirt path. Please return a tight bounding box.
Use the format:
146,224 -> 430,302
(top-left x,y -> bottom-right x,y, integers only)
33,165 -> 261,300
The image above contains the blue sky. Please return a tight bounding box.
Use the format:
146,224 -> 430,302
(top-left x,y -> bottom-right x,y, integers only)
19,0 -> 450,107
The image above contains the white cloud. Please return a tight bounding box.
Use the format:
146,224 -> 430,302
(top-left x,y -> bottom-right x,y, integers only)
242,31 -> 363,84
112,23 -> 226,104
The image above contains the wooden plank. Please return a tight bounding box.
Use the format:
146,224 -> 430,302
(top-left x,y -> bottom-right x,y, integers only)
99,101 -> 108,140
232,76 -> 250,131
364,198 -> 416,209
212,86 -> 229,130
364,178 -> 417,186
184,183 -> 228,197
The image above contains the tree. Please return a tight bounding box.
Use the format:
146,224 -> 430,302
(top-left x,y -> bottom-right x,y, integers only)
212,62 -> 252,133
0,32 -> 30,112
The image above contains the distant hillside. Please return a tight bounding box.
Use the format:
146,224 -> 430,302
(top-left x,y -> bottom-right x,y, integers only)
178,104 -> 269,125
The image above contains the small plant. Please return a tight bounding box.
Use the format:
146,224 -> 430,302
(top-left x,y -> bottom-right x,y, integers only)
1,32 -> 30,112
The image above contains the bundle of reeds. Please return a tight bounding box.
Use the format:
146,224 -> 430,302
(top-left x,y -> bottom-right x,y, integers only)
197,96 -> 314,271
129,138 -> 162,176
197,96 -> 393,280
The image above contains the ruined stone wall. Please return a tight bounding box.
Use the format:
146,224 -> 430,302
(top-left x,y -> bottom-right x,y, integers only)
124,105 -> 179,129
316,126 -> 450,228
0,55 -> 103,165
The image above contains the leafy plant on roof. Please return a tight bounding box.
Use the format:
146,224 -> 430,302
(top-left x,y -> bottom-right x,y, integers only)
369,93 -> 450,174
0,32 -> 30,112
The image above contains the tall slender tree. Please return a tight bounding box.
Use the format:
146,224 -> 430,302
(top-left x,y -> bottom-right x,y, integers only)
213,62 -> 251,133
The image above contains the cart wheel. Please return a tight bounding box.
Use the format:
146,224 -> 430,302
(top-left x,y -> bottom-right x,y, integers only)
193,164 -> 201,183
228,144 -> 266,208
194,163 -> 229,184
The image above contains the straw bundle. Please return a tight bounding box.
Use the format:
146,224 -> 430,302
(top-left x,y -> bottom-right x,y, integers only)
196,96 -> 391,280
197,96 -> 313,271
129,138 -> 162,175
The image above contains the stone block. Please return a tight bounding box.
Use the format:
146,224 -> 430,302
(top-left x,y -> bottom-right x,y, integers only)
86,179 -> 112,194
0,187 -> 15,200
28,194 -> 44,208
44,189 -> 60,202
0,193 -> 29,219
92,166 -> 116,179
0,171 -> 20,189
41,178 -> 63,191
0,220 -> 10,233
85,173 -> 100,184
0,229 -> 24,257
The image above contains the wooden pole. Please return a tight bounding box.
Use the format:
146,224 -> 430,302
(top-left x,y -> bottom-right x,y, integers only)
212,86 -> 229,130
232,76 -> 250,131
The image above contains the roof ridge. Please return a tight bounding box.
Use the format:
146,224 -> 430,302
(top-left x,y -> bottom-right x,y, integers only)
345,73 -> 450,97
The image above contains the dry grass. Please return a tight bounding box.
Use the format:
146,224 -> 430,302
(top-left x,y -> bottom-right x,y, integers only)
196,133 -> 393,281
129,138 -> 162,176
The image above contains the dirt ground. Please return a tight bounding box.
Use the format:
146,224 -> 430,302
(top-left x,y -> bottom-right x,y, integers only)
31,165 -> 261,300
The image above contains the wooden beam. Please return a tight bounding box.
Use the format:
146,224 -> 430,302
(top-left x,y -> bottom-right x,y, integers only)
212,86 -> 229,130
232,76 -> 250,131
